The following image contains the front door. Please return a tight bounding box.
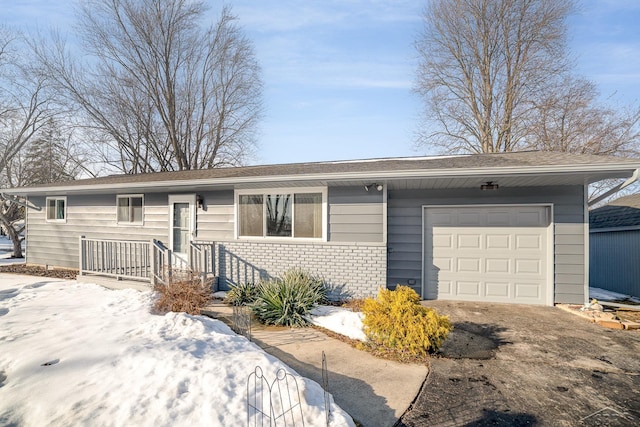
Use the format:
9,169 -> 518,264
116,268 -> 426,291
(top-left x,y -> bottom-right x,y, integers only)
169,194 -> 196,262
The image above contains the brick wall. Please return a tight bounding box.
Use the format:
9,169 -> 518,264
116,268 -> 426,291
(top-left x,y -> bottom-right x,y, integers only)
215,241 -> 387,299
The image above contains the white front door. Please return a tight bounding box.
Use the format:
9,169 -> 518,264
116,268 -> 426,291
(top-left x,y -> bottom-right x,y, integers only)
169,194 -> 196,262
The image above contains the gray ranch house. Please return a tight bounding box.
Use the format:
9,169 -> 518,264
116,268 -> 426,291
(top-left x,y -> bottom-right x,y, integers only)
4,151 -> 640,306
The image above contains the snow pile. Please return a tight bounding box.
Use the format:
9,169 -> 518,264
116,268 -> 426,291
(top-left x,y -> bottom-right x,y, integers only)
0,275 -> 354,427
310,306 -> 366,341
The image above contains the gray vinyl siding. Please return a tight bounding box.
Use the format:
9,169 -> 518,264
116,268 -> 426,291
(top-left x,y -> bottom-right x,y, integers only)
25,186 -> 383,270
387,186 -> 586,304
26,193 -> 169,269
196,190 -> 234,241
328,187 -> 384,243
590,229 -> 640,298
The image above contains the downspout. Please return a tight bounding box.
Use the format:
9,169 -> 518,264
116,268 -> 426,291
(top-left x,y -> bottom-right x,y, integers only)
588,168 -> 640,207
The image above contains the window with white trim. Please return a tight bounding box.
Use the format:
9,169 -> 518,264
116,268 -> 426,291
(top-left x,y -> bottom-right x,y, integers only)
237,189 -> 325,239
117,195 -> 144,224
46,197 -> 66,222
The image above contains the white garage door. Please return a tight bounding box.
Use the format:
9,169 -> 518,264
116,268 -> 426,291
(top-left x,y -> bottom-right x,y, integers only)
424,206 -> 551,305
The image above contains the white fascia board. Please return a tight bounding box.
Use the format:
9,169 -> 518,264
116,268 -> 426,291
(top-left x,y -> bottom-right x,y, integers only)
5,162 -> 640,195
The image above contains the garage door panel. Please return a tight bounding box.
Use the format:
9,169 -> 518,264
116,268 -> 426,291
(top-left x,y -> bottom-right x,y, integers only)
458,212 -> 482,226
457,281 -> 481,296
515,259 -> 541,274
425,206 -> 550,305
515,283 -> 541,299
430,211 -> 454,226
486,234 -> 511,249
432,257 -> 452,272
458,234 -> 481,248
486,258 -> 510,273
515,210 -> 546,227
487,211 -> 511,226
486,282 -> 510,297
457,258 -> 481,272
516,234 -> 542,250
435,280 -> 452,296
432,234 -> 453,248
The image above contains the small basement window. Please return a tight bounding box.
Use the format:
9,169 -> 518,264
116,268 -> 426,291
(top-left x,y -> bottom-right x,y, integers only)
117,195 -> 144,224
46,197 -> 66,222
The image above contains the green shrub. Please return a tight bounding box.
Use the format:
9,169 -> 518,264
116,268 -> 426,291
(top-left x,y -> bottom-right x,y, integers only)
362,286 -> 452,356
154,278 -> 213,315
251,268 -> 327,327
225,282 -> 259,306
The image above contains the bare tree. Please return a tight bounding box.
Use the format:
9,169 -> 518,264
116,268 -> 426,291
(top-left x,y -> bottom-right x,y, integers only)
0,26 -> 59,258
415,0 -> 574,153
33,0 -> 262,173
529,76 -> 640,157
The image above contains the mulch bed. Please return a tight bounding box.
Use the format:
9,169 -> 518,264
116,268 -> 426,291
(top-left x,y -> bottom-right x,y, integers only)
0,264 -> 79,280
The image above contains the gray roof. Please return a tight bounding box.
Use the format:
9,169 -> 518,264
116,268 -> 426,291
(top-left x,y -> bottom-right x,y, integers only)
590,194 -> 640,229
4,150 -> 640,195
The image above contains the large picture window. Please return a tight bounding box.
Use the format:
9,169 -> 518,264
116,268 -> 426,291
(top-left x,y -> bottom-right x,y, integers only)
238,189 -> 325,239
46,197 -> 66,222
117,195 -> 143,224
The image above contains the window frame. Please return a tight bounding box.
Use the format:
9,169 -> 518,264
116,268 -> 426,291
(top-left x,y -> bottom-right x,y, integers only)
116,194 -> 145,225
235,187 -> 327,241
45,196 -> 67,223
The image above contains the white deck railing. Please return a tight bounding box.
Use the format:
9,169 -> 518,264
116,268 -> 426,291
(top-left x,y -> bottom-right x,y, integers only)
79,236 -> 217,286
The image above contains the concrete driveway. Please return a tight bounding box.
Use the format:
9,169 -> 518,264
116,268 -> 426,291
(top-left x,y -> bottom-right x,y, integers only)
398,301 -> 640,427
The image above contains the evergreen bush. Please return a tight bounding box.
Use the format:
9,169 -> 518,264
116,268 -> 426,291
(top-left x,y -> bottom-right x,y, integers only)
251,268 -> 327,327
362,286 -> 452,356
225,282 -> 259,306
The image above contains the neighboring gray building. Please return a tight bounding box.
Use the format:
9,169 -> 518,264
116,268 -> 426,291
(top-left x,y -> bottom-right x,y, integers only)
590,194 -> 640,298
4,151 -> 640,306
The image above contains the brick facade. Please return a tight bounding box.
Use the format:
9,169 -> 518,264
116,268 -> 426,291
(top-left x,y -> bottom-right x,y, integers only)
216,241 -> 387,299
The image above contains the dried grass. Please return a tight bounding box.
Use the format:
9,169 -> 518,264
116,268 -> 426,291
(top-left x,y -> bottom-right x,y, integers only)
153,278 -> 213,315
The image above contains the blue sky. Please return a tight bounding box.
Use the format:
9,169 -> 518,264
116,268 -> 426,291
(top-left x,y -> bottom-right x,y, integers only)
2,0 -> 639,165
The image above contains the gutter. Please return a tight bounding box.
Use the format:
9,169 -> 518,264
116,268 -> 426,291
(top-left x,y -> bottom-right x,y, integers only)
588,168 -> 640,207
3,163 -> 640,196
1,193 -> 41,211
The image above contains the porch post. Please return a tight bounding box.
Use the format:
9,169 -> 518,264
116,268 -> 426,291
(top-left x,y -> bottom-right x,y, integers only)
150,239 -> 156,286
78,235 -> 85,277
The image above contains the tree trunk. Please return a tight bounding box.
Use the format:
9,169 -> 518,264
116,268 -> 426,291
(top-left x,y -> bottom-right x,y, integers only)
0,213 -> 23,258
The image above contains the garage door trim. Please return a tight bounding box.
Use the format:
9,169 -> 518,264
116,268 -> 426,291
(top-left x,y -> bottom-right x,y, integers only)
421,204 -> 555,305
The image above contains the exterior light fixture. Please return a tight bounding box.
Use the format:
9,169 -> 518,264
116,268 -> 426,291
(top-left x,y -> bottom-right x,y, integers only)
480,181 -> 499,191
196,195 -> 204,208
364,183 -> 383,192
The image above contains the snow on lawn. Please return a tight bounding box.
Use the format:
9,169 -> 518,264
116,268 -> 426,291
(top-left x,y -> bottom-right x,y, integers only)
0,274 -> 354,427
309,306 -> 366,341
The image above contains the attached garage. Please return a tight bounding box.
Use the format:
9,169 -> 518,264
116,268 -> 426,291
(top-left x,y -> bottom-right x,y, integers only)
423,205 -> 552,305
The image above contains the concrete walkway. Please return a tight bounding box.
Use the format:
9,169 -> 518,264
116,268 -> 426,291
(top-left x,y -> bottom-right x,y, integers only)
202,303 -> 428,427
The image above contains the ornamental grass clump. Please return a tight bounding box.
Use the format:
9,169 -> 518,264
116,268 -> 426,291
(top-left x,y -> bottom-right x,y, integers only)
153,277 -> 213,315
225,282 -> 259,306
362,286 -> 452,357
251,268 -> 327,327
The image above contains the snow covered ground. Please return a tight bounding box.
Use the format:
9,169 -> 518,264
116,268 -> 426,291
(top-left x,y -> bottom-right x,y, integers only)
0,274 -> 355,427
590,287 -> 640,303
309,306 -> 366,341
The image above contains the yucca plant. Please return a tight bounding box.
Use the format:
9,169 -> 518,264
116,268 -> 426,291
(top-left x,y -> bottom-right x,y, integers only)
251,268 -> 327,327
224,282 -> 259,306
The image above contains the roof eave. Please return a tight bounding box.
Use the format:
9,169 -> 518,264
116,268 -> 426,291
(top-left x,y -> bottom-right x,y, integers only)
4,163 -> 640,196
